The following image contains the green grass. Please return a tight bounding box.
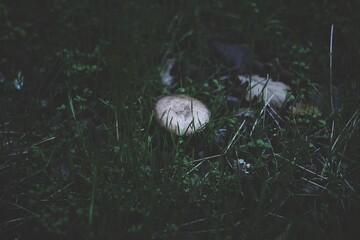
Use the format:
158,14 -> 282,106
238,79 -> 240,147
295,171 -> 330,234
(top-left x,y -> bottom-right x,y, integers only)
1,1 -> 360,239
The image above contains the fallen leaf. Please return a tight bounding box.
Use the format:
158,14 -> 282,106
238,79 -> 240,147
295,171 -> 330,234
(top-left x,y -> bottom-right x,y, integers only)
208,41 -> 250,70
290,102 -> 322,117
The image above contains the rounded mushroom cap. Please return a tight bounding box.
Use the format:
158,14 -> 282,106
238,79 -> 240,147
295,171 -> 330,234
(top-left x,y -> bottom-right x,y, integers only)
154,94 -> 211,136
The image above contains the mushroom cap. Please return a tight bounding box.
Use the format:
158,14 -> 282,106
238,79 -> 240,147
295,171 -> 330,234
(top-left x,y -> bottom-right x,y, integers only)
154,94 -> 211,136
238,75 -> 290,108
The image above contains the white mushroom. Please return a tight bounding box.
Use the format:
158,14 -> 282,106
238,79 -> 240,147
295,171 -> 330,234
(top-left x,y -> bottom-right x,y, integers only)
238,75 -> 290,108
160,57 -> 176,86
154,94 -> 211,136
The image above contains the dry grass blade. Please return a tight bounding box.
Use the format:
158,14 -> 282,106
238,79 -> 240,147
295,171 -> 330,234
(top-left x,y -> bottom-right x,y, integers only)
193,154 -> 222,163
0,200 -> 39,217
332,109 -> 359,152
300,177 -> 328,191
275,154 -> 328,180
225,119 -> 246,154
250,95 -> 275,136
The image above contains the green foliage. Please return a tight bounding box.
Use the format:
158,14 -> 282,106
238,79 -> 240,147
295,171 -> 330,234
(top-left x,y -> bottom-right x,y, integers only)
57,49 -> 103,77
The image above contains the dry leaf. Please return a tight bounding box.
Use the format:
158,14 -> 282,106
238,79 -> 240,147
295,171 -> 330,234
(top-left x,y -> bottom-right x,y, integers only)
208,41 -> 251,70
238,75 -> 290,108
290,102 -> 322,117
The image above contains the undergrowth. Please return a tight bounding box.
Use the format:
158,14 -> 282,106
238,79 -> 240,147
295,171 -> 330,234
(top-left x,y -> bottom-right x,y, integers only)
1,1 -> 359,239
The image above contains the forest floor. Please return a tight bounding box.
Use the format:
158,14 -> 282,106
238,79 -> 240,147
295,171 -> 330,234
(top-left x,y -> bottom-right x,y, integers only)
1,1 -> 360,239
